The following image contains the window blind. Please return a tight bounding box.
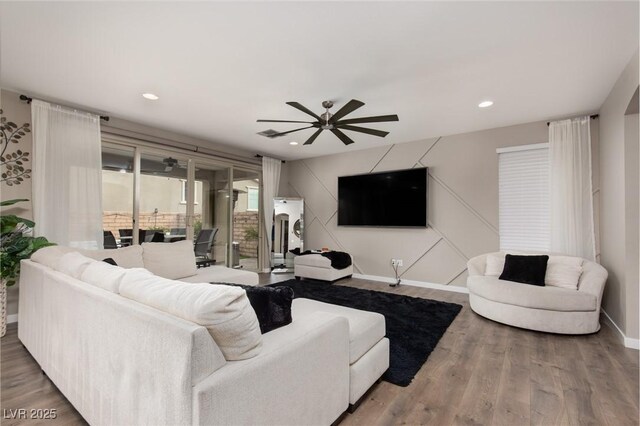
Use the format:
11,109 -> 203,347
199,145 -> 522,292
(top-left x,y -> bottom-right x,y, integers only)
498,146 -> 550,252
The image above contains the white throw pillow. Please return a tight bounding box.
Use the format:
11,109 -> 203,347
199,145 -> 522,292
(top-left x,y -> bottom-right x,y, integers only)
484,253 -> 506,276
120,272 -> 262,360
80,262 -> 150,293
142,240 -> 197,280
545,256 -> 583,290
55,252 -> 97,279
79,245 -> 145,269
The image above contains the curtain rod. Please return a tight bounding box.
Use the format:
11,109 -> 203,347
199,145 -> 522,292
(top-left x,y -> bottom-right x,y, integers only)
19,94 -> 110,121
546,114 -> 598,127
255,154 -> 285,163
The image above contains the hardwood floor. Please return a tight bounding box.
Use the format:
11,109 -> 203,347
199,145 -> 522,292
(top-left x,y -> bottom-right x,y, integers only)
2,275 -> 638,425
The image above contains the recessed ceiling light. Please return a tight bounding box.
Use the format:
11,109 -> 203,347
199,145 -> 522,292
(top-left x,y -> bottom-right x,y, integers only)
478,100 -> 494,108
289,141 -> 299,146
142,93 -> 159,100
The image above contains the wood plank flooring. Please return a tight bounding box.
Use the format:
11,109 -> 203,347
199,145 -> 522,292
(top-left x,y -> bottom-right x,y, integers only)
1,274 -> 638,425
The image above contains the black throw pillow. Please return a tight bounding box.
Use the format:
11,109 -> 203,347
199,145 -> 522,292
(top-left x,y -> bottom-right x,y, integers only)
102,258 -> 118,266
220,283 -> 294,334
499,254 -> 549,286
245,286 -> 294,333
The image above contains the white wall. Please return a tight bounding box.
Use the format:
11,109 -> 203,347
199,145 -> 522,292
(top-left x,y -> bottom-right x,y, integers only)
598,50 -> 639,341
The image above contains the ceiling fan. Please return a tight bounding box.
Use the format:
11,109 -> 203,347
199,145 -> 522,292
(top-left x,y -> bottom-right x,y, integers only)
257,99 -> 399,145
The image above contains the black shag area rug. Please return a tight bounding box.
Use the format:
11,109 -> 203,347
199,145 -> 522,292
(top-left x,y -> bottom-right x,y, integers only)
269,279 -> 462,387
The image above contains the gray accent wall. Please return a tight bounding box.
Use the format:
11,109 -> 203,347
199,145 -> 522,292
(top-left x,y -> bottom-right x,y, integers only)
282,121 -> 538,286
283,119 -> 600,289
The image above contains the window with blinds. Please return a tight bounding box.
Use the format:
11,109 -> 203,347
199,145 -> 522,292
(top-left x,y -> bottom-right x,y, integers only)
498,144 -> 550,252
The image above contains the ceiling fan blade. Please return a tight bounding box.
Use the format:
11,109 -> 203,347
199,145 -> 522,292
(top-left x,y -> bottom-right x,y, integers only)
257,119 -> 315,124
330,128 -> 356,145
336,114 -> 399,125
303,128 -> 323,145
335,124 -> 389,137
271,125 -> 315,137
329,99 -> 365,123
286,102 -> 322,121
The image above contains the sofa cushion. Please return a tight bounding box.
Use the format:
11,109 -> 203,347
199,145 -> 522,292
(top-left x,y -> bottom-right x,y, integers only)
30,245 -> 75,269
468,275 -> 597,312
79,245 -> 144,269
120,270 -> 262,360
80,262 -> 149,293
499,254 -> 549,286
55,252 -> 97,279
179,265 -> 259,286
142,240 -> 197,280
484,252 -> 506,276
545,256 -> 583,290
292,298 -> 385,364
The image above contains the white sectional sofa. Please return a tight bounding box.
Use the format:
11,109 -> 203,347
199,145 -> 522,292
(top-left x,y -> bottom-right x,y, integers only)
18,243 -> 389,425
467,252 -> 607,334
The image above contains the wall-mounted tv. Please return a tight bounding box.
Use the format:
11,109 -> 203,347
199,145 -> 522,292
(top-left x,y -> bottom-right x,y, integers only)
338,167 -> 428,227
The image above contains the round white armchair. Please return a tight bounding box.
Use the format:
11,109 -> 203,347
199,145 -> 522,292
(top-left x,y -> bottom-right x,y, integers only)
466,252 -> 608,334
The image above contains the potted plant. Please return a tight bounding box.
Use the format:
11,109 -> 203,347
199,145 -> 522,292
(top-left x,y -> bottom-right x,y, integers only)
0,198 -> 54,337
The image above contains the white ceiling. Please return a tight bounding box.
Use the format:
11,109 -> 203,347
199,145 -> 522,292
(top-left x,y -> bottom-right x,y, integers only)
0,2 -> 637,160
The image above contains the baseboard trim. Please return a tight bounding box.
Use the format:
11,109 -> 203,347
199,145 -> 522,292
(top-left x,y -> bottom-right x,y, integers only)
351,273 -> 469,294
7,314 -> 18,324
601,309 -> 639,350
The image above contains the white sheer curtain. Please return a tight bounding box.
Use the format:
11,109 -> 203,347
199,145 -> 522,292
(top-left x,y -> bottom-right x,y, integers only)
262,156 -> 281,270
549,116 -> 596,260
32,100 -> 103,249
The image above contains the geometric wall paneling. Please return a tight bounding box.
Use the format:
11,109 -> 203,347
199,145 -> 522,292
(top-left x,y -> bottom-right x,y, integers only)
288,160 -> 338,225
422,121 -> 548,230
371,137 -> 440,173
305,213 -> 345,256
427,173 -> 499,259
284,120 -> 552,288
448,269 -> 469,287
327,217 -> 443,278
303,145 -> 390,199
400,238 -> 468,285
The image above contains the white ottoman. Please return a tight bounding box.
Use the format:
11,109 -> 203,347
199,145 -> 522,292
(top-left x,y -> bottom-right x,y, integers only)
294,253 -> 353,282
292,298 -> 389,407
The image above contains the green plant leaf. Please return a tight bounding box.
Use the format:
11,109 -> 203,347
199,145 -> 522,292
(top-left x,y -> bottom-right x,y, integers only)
0,198 -> 28,207
1,214 -> 35,233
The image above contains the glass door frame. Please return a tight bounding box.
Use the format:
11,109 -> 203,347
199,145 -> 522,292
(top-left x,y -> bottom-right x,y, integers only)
101,135 -> 262,269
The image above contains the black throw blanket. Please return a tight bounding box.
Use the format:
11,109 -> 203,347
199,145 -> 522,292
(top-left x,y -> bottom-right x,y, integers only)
299,250 -> 352,269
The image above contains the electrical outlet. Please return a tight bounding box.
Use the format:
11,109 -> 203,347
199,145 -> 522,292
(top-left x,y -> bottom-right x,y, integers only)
391,259 -> 403,267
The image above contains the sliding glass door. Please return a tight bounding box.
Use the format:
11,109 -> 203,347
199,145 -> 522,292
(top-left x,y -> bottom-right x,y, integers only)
137,152 -> 189,243
101,145 -> 135,247
193,161 -> 232,265
101,141 -> 257,268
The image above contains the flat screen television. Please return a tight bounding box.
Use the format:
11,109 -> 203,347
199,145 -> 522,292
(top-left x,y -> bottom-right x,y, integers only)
338,167 -> 428,227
